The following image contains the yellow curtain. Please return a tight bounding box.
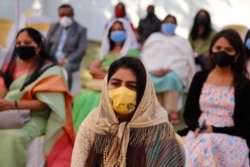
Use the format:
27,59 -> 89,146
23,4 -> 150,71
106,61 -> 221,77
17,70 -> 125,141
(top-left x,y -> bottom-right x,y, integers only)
25,23 -> 51,32
0,18 -> 13,47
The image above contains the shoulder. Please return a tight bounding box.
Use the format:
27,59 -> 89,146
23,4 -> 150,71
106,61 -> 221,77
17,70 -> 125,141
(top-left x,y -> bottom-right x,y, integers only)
196,70 -> 209,77
49,22 -> 60,30
41,64 -> 62,76
240,79 -> 250,94
155,17 -> 161,22
211,29 -> 217,34
127,49 -> 140,58
139,17 -> 147,23
150,32 -> 162,37
174,35 -> 189,43
74,21 -> 87,32
146,32 -> 163,41
192,70 -> 210,83
209,29 -> 217,37
187,33 -> 192,41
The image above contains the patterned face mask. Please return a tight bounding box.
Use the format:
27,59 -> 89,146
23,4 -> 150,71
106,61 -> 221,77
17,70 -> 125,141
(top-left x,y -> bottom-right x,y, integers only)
108,86 -> 136,115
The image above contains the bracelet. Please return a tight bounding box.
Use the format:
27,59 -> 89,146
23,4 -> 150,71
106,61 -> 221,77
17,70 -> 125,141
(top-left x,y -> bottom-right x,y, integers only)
14,100 -> 18,109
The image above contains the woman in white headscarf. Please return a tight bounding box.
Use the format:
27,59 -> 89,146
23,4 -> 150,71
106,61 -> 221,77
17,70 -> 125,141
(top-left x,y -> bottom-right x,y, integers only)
141,14 -> 195,125
73,18 -> 139,131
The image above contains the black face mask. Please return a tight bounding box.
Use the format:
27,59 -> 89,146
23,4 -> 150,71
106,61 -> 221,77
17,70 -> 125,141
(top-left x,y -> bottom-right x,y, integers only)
147,12 -> 154,18
15,46 -> 36,60
211,51 -> 235,67
196,17 -> 208,26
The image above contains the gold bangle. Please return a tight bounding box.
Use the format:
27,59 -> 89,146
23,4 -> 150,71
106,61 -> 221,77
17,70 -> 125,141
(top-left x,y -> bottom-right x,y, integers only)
14,100 -> 18,109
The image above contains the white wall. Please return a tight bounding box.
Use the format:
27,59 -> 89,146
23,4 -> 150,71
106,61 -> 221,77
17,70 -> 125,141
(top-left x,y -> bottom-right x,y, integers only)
1,0 -> 250,41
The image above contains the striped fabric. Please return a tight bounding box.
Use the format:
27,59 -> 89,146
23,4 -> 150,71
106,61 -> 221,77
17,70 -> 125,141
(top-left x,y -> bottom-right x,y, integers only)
146,132 -> 184,167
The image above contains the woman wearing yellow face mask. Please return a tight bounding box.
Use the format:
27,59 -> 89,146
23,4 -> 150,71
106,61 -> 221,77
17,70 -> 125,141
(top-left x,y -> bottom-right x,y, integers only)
71,57 -> 184,166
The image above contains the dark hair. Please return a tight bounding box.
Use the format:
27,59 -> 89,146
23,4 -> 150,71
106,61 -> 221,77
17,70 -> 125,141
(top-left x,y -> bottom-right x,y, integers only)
163,14 -> 177,25
1,27 -> 57,90
209,29 -> 248,92
244,29 -> 250,57
58,4 -> 74,15
107,57 -> 147,108
86,57 -> 147,167
108,20 -> 126,51
190,9 -> 212,40
147,4 -> 155,9
115,2 -> 126,13
147,4 -> 155,11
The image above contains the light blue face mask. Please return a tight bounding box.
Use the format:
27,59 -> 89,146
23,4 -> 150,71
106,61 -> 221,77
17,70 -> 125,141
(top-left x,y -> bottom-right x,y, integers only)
161,23 -> 176,35
110,30 -> 126,43
245,39 -> 250,50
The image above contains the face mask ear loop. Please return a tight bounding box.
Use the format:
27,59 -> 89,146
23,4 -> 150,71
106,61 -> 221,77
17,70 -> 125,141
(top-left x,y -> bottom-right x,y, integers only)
234,53 -> 240,63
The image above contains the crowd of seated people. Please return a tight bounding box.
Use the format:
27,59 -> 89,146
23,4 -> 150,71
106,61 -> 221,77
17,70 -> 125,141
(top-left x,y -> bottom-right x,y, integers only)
0,2 -> 250,166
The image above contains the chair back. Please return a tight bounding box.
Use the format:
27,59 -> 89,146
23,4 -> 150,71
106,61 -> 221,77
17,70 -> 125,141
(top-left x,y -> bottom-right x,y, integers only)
180,144 -> 189,167
223,24 -> 248,41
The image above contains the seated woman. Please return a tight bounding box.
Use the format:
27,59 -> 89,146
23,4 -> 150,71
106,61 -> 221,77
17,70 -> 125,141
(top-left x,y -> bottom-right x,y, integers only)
73,18 -> 139,131
71,57 -> 184,166
0,28 -> 75,167
141,14 -> 196,124
181,29 -> 250,166
188,9 -> 217,70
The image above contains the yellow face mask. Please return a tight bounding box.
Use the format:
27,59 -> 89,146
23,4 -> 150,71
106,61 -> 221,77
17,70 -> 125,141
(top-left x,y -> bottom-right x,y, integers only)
108,86 -> 137,115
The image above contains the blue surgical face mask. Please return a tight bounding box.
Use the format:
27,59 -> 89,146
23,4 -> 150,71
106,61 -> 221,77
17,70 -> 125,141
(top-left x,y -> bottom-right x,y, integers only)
161,23 -> 176,35
245,39 -> 250,50
110,30 -> 126,43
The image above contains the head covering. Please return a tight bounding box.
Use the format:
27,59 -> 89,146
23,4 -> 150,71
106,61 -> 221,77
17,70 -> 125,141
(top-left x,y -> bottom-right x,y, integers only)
99,18 -> 138,60
82,70 -> 178,166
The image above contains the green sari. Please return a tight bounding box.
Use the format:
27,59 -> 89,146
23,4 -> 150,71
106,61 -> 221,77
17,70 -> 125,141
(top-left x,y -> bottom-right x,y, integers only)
0,65 -> 74,167
73,49 -> 139,131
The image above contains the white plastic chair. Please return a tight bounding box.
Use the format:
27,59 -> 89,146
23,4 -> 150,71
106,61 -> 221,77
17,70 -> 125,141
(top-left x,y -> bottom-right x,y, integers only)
27,136 -> 45,167
223,24 -> 248,41
180,144 -> 189,167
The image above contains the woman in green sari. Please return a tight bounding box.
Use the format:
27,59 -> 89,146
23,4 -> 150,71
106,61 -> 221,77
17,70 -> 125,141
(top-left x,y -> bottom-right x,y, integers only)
73,18 -> 140,131
0,28 -> 75,167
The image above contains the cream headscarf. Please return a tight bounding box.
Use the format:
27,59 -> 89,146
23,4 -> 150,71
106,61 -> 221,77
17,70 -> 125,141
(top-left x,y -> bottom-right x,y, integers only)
99,18 -> 138,60
83,69 -> 177,166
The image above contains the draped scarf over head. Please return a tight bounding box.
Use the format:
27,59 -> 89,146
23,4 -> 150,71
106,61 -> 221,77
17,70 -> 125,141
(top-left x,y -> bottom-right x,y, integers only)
83,71 -> 177,166
99,18 -> 138,60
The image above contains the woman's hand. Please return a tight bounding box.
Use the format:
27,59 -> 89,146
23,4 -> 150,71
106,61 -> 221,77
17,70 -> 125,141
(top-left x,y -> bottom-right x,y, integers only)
205,124 -> 213,133
89,60 -> 106,79
194,128 -> 200,137
193,124 -> 213,138
0,99 -> 15,111
0,99 -> 46,111
151,68 -> 171,77
58,58 -> 68,66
